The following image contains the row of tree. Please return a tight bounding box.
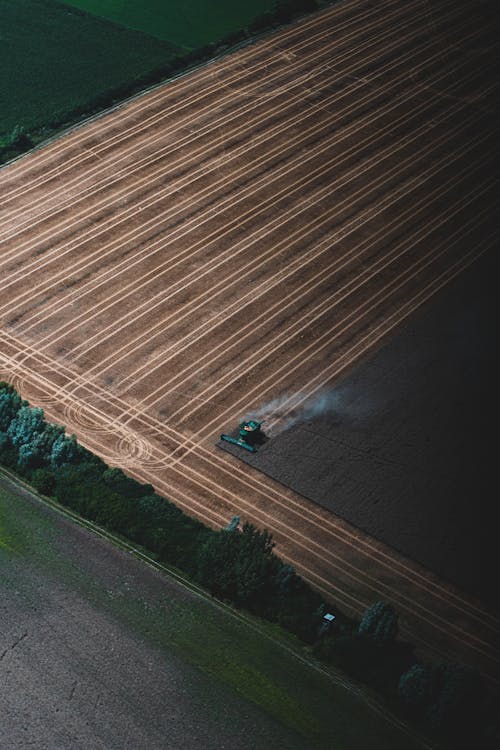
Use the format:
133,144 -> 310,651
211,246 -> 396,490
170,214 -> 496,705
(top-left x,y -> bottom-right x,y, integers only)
1,381 -> 497,748
313,601 -> 499,747
0,381 -> 327,641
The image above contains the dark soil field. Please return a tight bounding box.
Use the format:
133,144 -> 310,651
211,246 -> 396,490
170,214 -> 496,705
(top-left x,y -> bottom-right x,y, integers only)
0,0 -> 498,683
0,474 -> 429,750
220,250 -> 499,607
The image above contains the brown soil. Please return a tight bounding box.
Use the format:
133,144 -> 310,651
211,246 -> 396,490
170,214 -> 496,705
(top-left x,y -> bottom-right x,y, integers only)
0,0 -> 498,683
221,250 -> 498,606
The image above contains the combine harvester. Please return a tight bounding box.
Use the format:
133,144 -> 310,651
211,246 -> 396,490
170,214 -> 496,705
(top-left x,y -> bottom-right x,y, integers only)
220,420 -> 265,453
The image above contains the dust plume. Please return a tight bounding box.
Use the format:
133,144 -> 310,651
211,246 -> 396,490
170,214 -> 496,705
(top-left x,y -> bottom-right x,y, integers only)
245,390 -> 343,436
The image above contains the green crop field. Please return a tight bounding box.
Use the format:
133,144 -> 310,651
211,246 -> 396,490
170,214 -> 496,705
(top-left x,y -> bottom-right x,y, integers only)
62,0 -> 275,49
0,0 -> 180,152
1,0 -> 315,163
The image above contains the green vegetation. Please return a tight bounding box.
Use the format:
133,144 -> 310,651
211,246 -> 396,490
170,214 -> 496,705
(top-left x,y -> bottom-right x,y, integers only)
0,0 -> 320,165
358,600 -> 399,644
398,662 -> 497,747
0,0 -> 180,152
63,0 -> 275,49
0,381 -> 332,642
0,478 -> 428,750
1,380 -> 498,748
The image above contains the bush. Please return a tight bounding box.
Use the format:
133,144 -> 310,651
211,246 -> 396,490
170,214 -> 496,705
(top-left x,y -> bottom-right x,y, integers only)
7,405 -> 45,448
358,601 -> 398,644
398,663 -> 434,714
196,522 -> 281,609
269,565 -> 326,642
132,493 -> 211,573
195,523 -> 328,640
0,387 -> 24,430
30,468 -> 56,496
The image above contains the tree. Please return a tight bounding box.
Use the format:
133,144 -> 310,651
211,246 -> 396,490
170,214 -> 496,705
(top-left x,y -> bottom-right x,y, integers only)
17,422 -> 67,470
358,601 -> 398,644
7,405 -> 45,447
50,433 -> 78,468
0,388 -> 24,431
17,442 -> 42,469
32,422 -> 64,461
196,522 -> 280,609
398,663 -> 433,714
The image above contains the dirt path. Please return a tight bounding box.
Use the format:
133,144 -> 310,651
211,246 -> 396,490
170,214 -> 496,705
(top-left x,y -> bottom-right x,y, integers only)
0,0 -> 498,683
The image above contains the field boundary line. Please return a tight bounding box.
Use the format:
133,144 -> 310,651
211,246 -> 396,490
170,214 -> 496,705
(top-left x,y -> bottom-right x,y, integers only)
0,0 -> 466,280
0,0 -> 425,200
0,0 -> 433,227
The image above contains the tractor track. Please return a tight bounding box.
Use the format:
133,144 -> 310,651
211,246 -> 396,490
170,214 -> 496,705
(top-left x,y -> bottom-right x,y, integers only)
0,0 -> 498,685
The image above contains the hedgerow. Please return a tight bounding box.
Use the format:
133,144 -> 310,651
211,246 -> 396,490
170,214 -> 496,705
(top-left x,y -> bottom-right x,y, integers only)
1,380 -> 497,747
0,381 -> 330,640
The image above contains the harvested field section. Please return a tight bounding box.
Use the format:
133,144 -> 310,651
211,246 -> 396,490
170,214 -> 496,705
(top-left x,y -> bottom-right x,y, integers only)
0,0 -> 498,686
220,250 -> 499,606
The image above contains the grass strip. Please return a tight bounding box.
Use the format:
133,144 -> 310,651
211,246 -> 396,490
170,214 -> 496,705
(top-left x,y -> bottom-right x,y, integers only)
0,467 -> 431,750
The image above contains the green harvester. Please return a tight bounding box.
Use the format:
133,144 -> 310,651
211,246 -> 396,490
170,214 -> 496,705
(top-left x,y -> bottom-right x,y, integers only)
220,420 -> 264,452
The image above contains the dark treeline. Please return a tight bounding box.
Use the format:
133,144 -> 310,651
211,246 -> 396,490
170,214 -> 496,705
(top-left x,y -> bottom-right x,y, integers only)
0,381 -> 328,642
0,381 -> 497,748
313,602 -> 499,748
0,0 -> 320,165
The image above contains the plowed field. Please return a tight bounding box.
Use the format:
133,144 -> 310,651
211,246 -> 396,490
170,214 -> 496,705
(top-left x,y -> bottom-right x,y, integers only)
0,0 -> 498,682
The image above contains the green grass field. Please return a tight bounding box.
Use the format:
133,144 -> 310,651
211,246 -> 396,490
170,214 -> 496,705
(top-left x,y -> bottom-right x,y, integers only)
62,0 -> 275,49
0,473 -> 429,750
